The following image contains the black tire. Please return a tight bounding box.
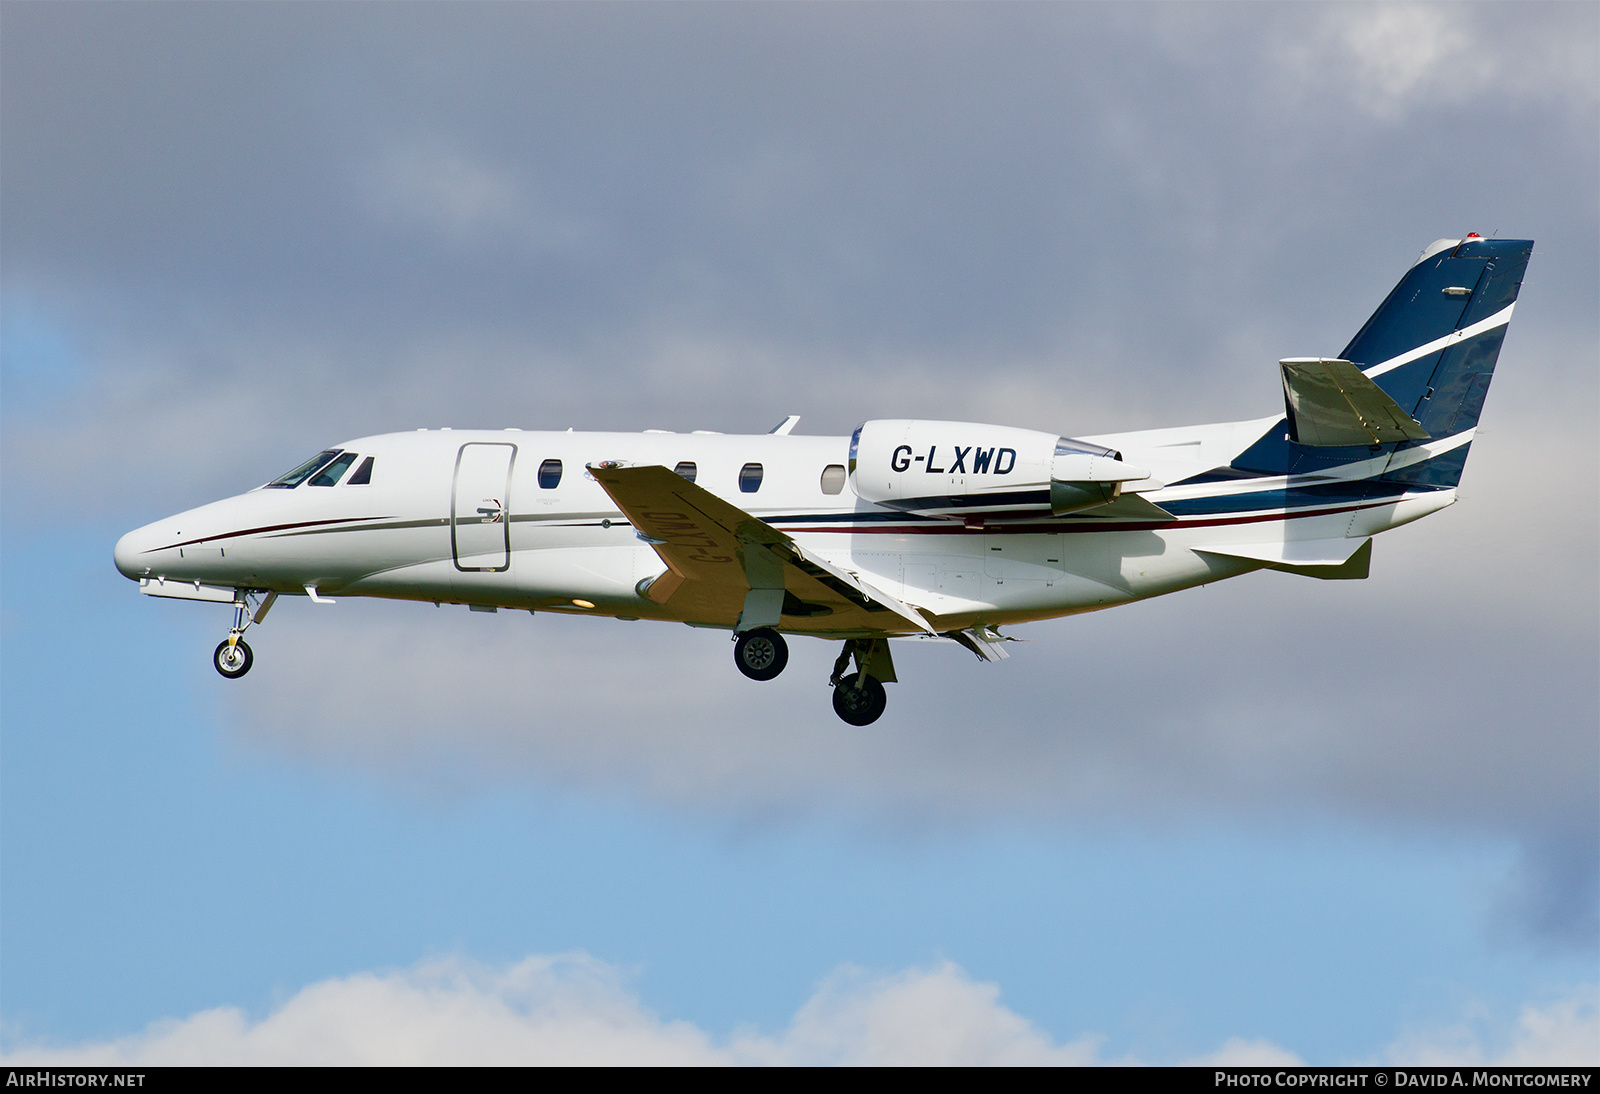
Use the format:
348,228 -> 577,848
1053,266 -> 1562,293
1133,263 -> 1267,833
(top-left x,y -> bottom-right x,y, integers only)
734,628 -> 788,681
214,638 -> 253,679
831,672 -> 887,726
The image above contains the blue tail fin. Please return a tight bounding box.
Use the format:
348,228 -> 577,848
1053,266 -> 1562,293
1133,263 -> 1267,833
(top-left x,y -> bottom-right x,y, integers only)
1230,236 -> 1531,487
1345,236 -> 1530,426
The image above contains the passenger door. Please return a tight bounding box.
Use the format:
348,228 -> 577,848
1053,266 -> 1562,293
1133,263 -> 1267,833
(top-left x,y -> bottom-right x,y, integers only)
452,443 -> 515,572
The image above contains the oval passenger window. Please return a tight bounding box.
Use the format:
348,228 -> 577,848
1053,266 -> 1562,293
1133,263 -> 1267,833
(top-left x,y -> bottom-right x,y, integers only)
674,461 -> 697,483
739,463 -> 763,493
538,459 -> 562,489
820,464 -> 846,495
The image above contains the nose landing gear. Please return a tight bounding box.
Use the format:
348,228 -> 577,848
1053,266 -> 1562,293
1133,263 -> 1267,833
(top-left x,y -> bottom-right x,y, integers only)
214,637 -> 253,678
213,590 -> 276,680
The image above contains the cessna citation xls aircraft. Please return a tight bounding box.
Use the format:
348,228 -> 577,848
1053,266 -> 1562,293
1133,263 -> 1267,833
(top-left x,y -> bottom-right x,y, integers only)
115,235 -> 1529,725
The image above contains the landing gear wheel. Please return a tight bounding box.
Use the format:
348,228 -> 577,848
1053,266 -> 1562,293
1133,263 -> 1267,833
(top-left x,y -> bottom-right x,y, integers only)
831,672 -> 887,726
214,638 -> 253,679
734,628 -> 788,681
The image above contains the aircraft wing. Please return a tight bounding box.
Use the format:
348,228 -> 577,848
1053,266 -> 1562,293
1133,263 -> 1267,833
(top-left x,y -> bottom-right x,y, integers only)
587,463 -> 935,634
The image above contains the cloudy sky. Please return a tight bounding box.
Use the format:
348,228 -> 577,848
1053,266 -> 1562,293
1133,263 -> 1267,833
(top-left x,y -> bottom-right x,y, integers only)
2,2 -> 1596,1065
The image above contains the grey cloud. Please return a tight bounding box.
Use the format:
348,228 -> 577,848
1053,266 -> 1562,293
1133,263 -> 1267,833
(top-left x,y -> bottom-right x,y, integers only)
3,3 -> 1595,942
5,4 -> 1594,350
218,387 -> 1598,940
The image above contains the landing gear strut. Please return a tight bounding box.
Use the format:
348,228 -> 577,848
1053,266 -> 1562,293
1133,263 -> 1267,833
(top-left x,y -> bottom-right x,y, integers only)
213,590 -> 275,680
828,638 -> 895,726
734,628 -> 788,681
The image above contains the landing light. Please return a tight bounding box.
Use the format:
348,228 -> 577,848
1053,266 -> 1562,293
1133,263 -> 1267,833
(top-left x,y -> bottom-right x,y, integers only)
571,599 -> 595,609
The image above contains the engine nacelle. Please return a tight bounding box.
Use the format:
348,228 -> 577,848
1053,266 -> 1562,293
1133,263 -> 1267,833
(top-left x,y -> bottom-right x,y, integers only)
848,420 -> 1150,518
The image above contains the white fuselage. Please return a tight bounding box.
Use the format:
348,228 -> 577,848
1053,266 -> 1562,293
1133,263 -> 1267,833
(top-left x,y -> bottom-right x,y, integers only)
112,419 -> 1452,637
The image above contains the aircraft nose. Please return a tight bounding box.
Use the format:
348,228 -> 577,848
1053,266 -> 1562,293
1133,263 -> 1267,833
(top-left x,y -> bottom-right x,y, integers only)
114,524 -> 159,580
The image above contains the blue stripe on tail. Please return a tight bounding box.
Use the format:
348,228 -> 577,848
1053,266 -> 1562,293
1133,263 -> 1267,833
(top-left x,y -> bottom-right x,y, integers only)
1225,237 -> 1531,489
1344,237 -> 1530,418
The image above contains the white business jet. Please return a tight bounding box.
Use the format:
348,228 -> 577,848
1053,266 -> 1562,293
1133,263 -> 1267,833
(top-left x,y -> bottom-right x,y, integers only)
115,236 -> 1529,725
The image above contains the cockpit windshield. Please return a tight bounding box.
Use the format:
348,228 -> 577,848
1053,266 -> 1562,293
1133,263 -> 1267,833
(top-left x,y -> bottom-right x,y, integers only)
266,449 -> 342,488
309,452 -> 359,487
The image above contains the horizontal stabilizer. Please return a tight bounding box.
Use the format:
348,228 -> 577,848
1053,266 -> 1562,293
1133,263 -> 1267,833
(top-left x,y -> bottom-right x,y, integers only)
1281,358 -> 1431,446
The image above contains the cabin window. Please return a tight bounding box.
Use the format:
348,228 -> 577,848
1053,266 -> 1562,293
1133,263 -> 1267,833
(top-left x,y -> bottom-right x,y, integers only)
820,464 -> 846,494
309,451 -> 358,487
346,456 -> 375,485
739,463 -> 764,493
267,449 -> 341,489
538,458 -> 563,489
674,461 -> 697,483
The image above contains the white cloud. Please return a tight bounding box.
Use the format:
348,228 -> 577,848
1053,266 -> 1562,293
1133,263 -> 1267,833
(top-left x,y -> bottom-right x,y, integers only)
733,964 -> 1108,1066
8,953 -> 1590,1066
0,957 -> 1111,1066
1182,1038 -> 1305,1067
1,955 -> 718,1066
1382,987 -> 1600,1067
1263,4 -> 1598,122
1320,5 -> 1476,115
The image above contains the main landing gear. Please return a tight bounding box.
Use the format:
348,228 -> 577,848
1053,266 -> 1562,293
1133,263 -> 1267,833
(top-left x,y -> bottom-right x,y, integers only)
827,638 -> 894,726
733,628 -> 789,681
831,672 -> 887,726
734,630 -> 895,726
213,590 -> 276,680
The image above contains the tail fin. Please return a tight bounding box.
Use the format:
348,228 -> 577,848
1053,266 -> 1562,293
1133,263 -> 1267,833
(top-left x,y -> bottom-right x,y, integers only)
1229,236 -> 1531,486
1347,236 -> 1532,487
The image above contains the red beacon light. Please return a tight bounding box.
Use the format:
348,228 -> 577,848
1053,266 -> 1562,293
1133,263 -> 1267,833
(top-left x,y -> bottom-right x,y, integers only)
1466,232 -> 1482,239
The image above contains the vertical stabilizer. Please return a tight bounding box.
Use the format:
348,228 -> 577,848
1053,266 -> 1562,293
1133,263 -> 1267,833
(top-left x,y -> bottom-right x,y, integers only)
1229,237 -> 1530,487
1343,237 -> 1530,486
